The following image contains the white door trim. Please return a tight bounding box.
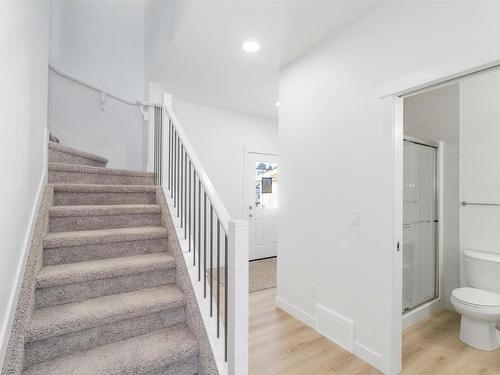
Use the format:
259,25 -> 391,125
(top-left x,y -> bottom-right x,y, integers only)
388,59 -> 500,374
390,94 -> 403,375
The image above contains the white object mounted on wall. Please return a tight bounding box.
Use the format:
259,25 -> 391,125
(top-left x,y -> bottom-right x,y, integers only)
99,91 -> 106,111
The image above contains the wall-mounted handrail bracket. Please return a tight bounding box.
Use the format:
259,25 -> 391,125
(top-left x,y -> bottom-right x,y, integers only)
99,91 -> 106,111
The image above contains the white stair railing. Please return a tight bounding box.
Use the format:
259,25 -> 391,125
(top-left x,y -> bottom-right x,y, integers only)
148,93 -> 249,375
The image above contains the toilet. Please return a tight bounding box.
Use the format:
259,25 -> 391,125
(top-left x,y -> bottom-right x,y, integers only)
451,249 -> 500,351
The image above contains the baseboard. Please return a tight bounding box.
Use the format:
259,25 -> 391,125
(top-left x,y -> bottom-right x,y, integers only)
353,341 -> 383,373
316,303 -> 354,352
275,296 -> 317,328
275,295 -> 385,374
0,129 -> 48,368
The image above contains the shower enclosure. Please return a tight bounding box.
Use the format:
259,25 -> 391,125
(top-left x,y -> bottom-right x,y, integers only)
403,137 -> 439,314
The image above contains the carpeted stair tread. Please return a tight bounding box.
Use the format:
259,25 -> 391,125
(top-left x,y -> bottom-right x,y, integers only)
12,143 -> 203,374
43,226 -> 168,248
23,324 -> 198,375
49,141 -> 108,166
26,285 -> 185,343
52,183 -> 157,193
50,204 -> 161,217
36,253 -> 176,289
49,162 -> 154,178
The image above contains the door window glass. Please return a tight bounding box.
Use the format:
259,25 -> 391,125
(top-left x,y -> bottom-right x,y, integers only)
255,162 -> 278,209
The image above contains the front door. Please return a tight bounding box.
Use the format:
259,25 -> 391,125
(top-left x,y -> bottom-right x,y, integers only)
246,152 -> 278,260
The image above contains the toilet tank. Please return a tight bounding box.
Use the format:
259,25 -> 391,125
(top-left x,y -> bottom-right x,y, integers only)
464,250 -> 500,294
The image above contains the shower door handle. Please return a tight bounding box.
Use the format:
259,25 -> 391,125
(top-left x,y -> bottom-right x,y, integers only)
403,220 -> 436,227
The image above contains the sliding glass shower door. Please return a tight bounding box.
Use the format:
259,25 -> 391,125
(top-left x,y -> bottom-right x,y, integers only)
403,139 -> 438,313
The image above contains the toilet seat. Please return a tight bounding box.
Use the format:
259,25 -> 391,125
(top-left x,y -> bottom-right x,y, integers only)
452,287 -> 500,309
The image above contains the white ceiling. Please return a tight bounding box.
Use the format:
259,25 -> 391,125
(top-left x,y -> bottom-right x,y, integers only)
152,1 -> 383,119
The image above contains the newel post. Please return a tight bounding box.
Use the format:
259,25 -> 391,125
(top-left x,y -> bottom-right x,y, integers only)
146,105 -> 154,173
228,219 -> 249,375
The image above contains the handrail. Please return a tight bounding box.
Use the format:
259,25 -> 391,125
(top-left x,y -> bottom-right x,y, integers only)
162,96 -> 232,233
461,201 -> 500,207
49,62 -> 144,107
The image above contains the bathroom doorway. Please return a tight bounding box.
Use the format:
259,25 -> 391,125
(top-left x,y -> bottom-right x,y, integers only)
390,62 -> 500,373
402,137 -> 439,314
401,83 -> 459,331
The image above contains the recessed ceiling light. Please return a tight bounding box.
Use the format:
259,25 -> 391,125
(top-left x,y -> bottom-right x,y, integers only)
275,102 -> 280,107
242,40 -> 260,53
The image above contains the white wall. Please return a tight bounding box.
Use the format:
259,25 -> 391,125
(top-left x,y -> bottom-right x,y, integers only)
278,2 -> 500,373
172,99 -> 278,219
0,0 -> 50,365
404,84 -> 460,310
460,68 -> 500,273
144,0 -> 189,95
49,0 -> 147,170
50,0 -> 144,100
48,69 -> 147,170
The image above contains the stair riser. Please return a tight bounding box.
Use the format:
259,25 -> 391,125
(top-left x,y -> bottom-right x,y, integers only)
43,239 -> 168,266
49,213 -> 161,232
35,269 -> 176,309
49,171 -> 154,186
24,307 -> 185,369
143,355 -> 198,375
54,191 -> 156,206
49,149 -> 106,168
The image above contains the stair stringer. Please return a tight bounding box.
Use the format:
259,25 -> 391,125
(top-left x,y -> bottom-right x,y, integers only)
156,189 -> 219,375
1,186 -> 53,375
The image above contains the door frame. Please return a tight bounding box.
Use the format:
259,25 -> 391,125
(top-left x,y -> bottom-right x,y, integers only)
243,147 -> 279,260
386,58 -> 500,374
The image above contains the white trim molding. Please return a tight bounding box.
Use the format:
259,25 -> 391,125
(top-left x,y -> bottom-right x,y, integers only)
274,296 -> 317,329
354,341 -> 383,372
0,128 -> 48,367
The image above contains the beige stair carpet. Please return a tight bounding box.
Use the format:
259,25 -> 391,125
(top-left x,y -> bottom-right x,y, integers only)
1,141 -> 217,375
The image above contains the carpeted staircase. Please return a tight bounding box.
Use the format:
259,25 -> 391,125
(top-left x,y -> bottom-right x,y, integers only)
21,142 -> 201,374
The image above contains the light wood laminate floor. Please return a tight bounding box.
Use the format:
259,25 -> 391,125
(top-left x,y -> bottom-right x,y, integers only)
249,288 -> 500,374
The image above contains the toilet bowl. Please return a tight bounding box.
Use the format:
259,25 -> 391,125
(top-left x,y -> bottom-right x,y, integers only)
451,287 -> 500,351
452,249 -> 500,351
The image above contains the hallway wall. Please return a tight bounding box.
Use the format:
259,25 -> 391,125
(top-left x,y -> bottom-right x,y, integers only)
48,0 -> 147,171
50,0 -> 145,100
48,69 -> 147,171
0,0 -> 50,366
172,98 -> 278,220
